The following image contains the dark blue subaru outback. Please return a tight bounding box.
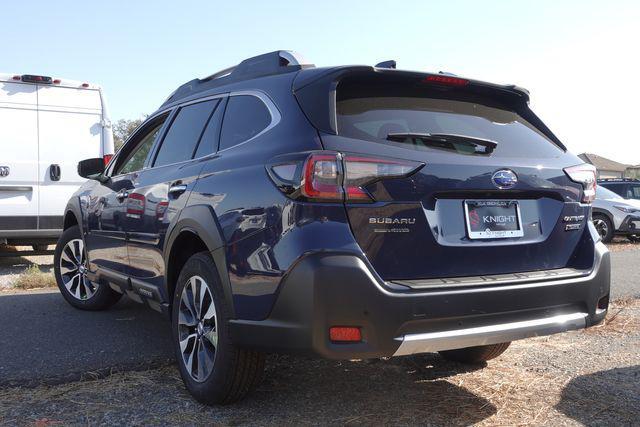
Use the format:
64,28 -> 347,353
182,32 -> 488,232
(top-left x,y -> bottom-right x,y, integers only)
55,51 -> 610,404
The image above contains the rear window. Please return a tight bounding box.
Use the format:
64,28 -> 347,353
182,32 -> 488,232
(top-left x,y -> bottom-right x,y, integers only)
337,90 -> 563,159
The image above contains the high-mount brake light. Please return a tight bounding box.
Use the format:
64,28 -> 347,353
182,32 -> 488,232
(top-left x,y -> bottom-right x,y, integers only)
423,75 -> 469,87
12,75 -> 21,81
81,83 -> 90,88
273,152 -> 423,203
564,163 -> 597,203
20,75 -> 53,84
53,79 -> 61,84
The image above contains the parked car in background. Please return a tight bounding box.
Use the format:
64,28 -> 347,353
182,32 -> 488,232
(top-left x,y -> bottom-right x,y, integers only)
55,51 -> 610,404
598,178 -> 640,200
592,185 -> 640,242
0,73 -> 113,250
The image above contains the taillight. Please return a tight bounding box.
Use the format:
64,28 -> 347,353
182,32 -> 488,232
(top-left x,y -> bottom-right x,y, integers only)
343,155 -> 421,202
103,154 -> 114,167
270,151 -> 423,203
301,153 -> 343,201
564,163 -> 597,203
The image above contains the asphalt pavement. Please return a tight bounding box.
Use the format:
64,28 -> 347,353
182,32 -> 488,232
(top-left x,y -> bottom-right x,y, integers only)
0,250 -> 637,387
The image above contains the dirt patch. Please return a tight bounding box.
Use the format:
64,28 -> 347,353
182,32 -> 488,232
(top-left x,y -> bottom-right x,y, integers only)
606,236 -> 640,252
1,299 -> 637,426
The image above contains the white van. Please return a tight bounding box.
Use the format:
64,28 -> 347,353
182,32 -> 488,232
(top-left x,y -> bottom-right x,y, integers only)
0,73 -> 113,250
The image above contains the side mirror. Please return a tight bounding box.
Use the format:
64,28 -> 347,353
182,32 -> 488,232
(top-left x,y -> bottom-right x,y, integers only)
78,158 -> 105,180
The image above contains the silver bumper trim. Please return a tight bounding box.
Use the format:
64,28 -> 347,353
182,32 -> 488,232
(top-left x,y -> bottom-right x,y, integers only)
393,312 -> 588,356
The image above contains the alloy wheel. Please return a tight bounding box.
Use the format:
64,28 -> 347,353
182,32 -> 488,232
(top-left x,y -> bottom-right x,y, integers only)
59,239 -> 98,300
592,218 -> 609,240
178,275 -> 218,382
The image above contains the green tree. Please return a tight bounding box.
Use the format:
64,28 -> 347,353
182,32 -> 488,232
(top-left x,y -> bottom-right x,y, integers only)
112,117 -> 145,150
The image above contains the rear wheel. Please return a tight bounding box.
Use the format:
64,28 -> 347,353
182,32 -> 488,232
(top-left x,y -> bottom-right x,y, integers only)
439,342 -> 511,364
172,252 -> 265,405
54,225 -> 121,310
592,214 -> 613,243
32,244 -> 49,252
628,235 -> 640,243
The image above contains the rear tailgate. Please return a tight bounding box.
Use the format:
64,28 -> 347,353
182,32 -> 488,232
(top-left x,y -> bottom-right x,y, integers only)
295,69 -> 594,281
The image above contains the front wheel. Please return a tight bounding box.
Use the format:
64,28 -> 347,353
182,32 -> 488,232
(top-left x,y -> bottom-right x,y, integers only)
172,252 -> 265,405
53,225 -> 121,310
439,342 -> 511,364
592,214 -> 614,243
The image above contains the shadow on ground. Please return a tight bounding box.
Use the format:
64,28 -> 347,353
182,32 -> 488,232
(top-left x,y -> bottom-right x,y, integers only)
227,354 -> 497,425
556,365 -> 640,425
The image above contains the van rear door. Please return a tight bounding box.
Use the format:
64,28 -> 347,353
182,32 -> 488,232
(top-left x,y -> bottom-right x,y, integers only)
37,85 -> 103,230
0,80 -> 39,232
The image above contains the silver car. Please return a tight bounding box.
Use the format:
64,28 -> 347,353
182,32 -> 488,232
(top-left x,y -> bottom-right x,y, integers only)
592,186 -> 640,243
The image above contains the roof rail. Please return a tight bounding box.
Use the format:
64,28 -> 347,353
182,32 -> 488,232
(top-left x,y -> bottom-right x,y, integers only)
597,178 -> 640,182
162,50 -> 314,107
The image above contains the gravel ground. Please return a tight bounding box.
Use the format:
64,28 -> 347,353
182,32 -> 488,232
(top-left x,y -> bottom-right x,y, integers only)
1,299 -> 638,426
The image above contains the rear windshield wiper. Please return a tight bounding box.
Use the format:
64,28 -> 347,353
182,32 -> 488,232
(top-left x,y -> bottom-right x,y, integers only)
386,132 -> 497,155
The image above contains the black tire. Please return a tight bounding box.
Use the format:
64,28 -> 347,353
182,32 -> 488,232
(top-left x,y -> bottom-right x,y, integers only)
627,234 -> 640,243
439,342 -> 511,364
592,214 -> 614,243
172,252 -> 265,405
32,243 -> 49,251
54,225 -> 122,310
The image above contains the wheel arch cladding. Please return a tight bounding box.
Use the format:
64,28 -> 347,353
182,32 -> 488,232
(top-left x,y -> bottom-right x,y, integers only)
164,204 -> 234,316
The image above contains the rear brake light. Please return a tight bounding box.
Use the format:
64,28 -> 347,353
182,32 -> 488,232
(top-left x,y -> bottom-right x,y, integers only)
564,163 -> 597,203
272,151 -> 423,203
103,154 -> 114,167
301,153 -> 343,201
423,75 -> 469,87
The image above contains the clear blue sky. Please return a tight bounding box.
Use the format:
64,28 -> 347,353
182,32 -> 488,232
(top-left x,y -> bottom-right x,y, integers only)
2,0 -> 639,163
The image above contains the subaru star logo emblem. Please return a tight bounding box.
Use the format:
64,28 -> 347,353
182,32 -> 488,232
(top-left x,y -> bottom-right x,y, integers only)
0,166 -> 10,178
492,169 -> 518,189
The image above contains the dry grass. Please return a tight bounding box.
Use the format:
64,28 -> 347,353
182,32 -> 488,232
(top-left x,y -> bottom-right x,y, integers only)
12,264 -> 57,290
1,299 -> 638,426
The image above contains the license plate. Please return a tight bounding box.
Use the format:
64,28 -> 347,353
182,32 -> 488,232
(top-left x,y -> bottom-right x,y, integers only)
464,200 -> 524,239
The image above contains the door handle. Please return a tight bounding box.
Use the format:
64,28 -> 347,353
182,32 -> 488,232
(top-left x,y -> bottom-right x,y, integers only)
116,190 -> 129,201
168,184 -> 187,196
50,164 -> 61,181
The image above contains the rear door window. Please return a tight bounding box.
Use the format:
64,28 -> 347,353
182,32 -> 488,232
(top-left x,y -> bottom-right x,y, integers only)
153,100 -> 217,167
336,87 -> 564,158
219,95 -> 271,150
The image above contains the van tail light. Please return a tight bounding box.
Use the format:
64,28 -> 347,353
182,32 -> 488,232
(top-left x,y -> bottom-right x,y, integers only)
268,151 -> 423,203
103,154 -> 113,167
564,163 -> 597,203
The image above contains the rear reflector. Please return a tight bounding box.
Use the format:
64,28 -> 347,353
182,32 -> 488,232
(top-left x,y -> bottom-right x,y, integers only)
103,154 -> 114,167
564,163 -> 597,203
329,327 -> 362,343
423,75 -> 469,87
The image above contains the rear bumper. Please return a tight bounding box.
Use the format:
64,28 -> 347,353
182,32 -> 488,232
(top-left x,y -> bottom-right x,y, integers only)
229,242 -> 610,359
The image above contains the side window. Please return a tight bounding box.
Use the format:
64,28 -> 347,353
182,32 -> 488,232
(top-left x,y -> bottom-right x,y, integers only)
219,95 -> 271,151
153,100 -> 217,167
630,185 -> 640,199
116,118 -> 166,175
194,98 -> 225,158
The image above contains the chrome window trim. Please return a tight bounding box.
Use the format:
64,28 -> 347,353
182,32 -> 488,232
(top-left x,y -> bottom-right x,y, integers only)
110,90 -> 280,175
